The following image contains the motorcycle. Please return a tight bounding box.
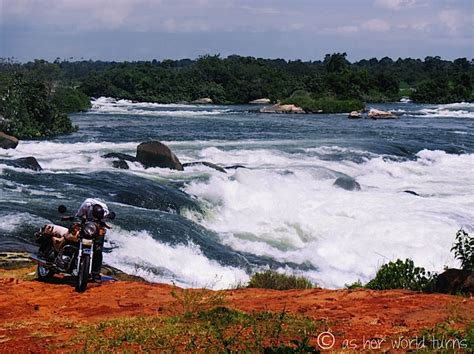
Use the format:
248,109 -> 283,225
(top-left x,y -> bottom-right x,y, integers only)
29,205 -> 115,292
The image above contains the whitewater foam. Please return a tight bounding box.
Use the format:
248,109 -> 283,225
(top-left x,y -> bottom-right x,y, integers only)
104,228 -> 249,289
184,148 -> 474,288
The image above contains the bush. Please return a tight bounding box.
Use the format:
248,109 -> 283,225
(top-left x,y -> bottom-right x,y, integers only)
52,87 -> 91,113
452,229 -> 474,271
366,259 -> 437,292
247,270 -> 314,290
283,93 -> 364,113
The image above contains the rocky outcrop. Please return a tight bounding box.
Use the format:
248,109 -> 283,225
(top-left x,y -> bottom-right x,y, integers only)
182,161 -> 227,173
434,269 -> 473,295
192,98 -> 213,104
368,108 -> 396,119
260,104 -> 305,114
102,152 -> 138,162
0,132 -> 19,149
334,176 -> 361,191
348,111 -> 362,119
136,141 -> 183,170
249,98 -> 271,104
0,157 -> 42,171
112,160 -> 129,169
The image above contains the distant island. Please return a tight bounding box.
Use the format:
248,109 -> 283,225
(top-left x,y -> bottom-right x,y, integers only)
0,53 -> 472,139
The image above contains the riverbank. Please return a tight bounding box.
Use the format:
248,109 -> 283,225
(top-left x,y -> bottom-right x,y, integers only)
0,258 -> 472,352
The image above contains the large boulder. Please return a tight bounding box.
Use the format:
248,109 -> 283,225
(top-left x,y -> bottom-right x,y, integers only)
260,104 -> 305,114
0,157 -> 42,171
333,176 -> 361,191
0,132 -> 19,149
249,98 -> 271,104
434,269 -> 474,295
136,141 -> 183,170
368,108 -> 396,119
192,97 -> 213,104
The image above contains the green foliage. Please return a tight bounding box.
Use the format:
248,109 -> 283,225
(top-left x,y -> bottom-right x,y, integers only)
0,73 -> 77,138
73,306 -> 322,352
248,270 -> 315,290
451,229 -> 474,271
419,322 -> 474,352
366,259 -> 437,292
283,91 -> 364,113
52,87 -> 91,113
344,280 -> 364,290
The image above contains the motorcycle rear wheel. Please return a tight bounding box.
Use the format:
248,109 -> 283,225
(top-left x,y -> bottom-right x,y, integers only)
75,254 -> 90,293
37,264 -> 54,281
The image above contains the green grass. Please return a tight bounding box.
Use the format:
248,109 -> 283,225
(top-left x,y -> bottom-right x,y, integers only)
247,270 -> 315,290
74,307 -> 323,352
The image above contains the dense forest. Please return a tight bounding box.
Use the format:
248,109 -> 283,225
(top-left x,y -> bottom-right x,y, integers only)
0,54 -> 472,138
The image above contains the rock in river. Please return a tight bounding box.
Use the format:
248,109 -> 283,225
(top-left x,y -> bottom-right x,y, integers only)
136,141 -> 184,170
0,131 -> 19,149
333,176 -> 361,191
260,104 -> 305,114
368,108 -> 396,119
0,156 -> 43,171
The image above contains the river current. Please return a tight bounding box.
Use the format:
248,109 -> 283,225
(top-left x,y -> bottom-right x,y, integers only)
1,98 -> 473,288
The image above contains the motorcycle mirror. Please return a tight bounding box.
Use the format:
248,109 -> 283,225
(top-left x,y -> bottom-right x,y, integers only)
58,205 -> 67,214
107,211 -> 116,220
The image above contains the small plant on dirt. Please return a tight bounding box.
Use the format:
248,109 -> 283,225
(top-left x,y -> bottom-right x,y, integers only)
170,287 -> 226,318
344,280 -> 364,290
248,270 -> 315,290
419,321 -> 473,352
451,229 -> 474,271
366,258 -> 437,292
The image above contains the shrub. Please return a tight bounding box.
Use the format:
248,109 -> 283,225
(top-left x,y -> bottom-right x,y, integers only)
283,94 -> 364,113
451,229 -> 474,271
247,270 -> 314,290
366,258 -> 437,292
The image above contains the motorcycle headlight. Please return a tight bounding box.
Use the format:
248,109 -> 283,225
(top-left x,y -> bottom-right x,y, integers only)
84,222 -> 97,237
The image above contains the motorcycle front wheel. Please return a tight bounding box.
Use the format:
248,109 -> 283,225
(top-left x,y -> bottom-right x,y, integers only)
75,254 -> 90,293
37,264 -> 54,281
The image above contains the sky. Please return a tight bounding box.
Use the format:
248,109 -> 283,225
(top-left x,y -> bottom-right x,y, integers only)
0,0 -> 473,62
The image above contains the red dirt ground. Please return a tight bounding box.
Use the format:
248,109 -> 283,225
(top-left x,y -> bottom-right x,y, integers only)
0,268 -> 472,352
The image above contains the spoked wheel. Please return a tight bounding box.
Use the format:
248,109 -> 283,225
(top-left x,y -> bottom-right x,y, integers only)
75,254 -> 90,293
37,264 -> 54,281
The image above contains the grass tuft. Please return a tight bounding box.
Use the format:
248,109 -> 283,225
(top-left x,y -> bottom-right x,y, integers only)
248,270 -> 315,290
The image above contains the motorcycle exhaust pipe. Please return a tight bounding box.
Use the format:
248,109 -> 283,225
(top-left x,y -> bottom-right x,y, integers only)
29,254 -> 51,266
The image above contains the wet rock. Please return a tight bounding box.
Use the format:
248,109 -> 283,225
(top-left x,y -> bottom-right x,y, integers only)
136,141 -> 183,170
112,160 -> 129,169
192,97 -> 213,104
368,108 -> 396,119
334,176 -> 361,191
182,161 -> 227,173
0,131 -> 19,149
434,269 -> 474,295
260,104 -> 305,114
1,157 -> 42,171
404,190 -> 420,196
348,111 -> 362,119
225,164 -> 247,170
102,152 -> 138,162
249,98 -> 271,104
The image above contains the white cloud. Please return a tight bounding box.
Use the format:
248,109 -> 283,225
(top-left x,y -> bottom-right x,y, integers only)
375,0 -> 418,10
362,19 -> 390,31
438,9 -> 463,33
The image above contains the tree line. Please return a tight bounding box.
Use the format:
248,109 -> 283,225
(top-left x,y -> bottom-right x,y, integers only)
0,54 -> 472,138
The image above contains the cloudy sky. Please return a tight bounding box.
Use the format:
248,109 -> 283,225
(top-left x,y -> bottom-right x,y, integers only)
0,0 -> 472,62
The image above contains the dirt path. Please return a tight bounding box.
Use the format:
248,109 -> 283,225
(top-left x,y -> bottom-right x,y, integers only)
0,267 -> 473,352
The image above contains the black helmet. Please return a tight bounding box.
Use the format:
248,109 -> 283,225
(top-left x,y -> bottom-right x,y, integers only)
92,204 -> 105,220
